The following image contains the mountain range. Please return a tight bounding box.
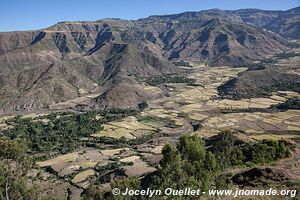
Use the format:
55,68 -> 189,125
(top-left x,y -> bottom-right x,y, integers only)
0,6 -> 299,114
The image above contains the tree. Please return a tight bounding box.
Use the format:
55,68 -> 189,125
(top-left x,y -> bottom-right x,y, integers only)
0,137 -> 38,200
211,131 -> 245,168
178,135 -> 205,162
83,185 -> 104,200
151,135 -> 220,194
152,144 -> 183,190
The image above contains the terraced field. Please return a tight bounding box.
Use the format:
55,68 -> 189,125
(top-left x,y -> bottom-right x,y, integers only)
7,62 -> 299,199
25,64 -> 297,146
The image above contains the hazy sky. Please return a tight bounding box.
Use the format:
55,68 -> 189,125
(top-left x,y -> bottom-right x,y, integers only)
0,0 -> 299,32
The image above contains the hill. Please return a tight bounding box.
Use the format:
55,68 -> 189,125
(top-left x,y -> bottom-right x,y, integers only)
1,7 -> 299,113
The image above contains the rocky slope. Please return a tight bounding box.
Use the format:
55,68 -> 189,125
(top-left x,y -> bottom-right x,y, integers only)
218,65 -> 300,99
137,17 -> 287,66
264,7 -> 300,39
1,7 -> 299,113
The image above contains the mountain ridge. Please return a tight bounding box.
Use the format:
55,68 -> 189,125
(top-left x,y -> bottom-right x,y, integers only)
0,7 -> 299,114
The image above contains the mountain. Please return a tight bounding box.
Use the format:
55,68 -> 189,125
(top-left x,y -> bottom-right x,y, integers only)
264,7 -> 300,39
226,7 -> 300,39
141,8 -> 281,26
141,7 -> 300,39
0,26 -> 179,113
1,7 -> 299,113
136,17 -> 287,66
218,65 -> 300,99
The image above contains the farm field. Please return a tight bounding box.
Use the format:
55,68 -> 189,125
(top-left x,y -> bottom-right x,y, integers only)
5,63 -> 298,141
2,61 -> 300,199
1,3 -> 300,199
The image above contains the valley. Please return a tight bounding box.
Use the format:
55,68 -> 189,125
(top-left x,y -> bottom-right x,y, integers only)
1,50 -> 299,199
0,5 -> 300,200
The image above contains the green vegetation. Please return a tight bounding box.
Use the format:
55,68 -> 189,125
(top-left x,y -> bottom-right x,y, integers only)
249,140 -> 291,164
149,133 -> 291,194
83,185 -> 105,200
3,112 -> 103,157
2,108 -> 142,158
100,108 -> 141,121
264,82 -> 300,94
95,161 -> 133,173
95,162 -> 134,184
220,79 -> 300,100
209,132 -> 291,167
86,132 -> 292,199
145,75 -> 200,86
275,97 -> 300,110
0,138 -> 39,200
136,115 -> 181,128
275,51 -> 300,59
138,101 -> 149,110
220,107 -> 269,114
262,51 -> 300,64
149,135 -> 219,193
95,133 -> 155,147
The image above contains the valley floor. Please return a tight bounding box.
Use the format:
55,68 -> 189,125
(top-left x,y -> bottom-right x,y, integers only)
1,63 -> 299,199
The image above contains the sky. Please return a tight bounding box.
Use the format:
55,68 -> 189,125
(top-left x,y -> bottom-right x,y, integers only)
0,0 -> 299,32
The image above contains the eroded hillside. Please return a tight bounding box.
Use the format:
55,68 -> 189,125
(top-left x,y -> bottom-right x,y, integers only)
1,7 -> 297,114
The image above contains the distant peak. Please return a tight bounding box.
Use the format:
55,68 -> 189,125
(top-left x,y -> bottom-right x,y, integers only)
286,6 -> 300,13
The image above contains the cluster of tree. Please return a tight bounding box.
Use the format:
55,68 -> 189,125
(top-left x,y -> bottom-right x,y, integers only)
148,132 -> 291,193
275,97 -> 300,110
136,115 -> 180,128
150,135 -> 219,192
138,101 -> 149,110
275,51 -> 300,59
0,137 -> 65,200
220,107 -> 269,114
3,112 -> 103,157
95,161 -> 134,185
264,82 -> 300,94
100,108 -> 141,121
209,132 -> 292,168
0,130 -> 291,199
0,107 -> 149,199
84,132 -> 292,199
145,75 -> 200,86
95,133 -> 155,147
0,137 -> 39,200
3,107 -> 144,159
262,51 -> 300,64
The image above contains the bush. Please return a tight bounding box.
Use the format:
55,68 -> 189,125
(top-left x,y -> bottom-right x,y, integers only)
4,112 -> 104,157
276,97 -> 300,110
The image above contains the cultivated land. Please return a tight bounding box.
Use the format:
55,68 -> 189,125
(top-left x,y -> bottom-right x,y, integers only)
2,49 -> 299,199
1,7 -> 300,200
